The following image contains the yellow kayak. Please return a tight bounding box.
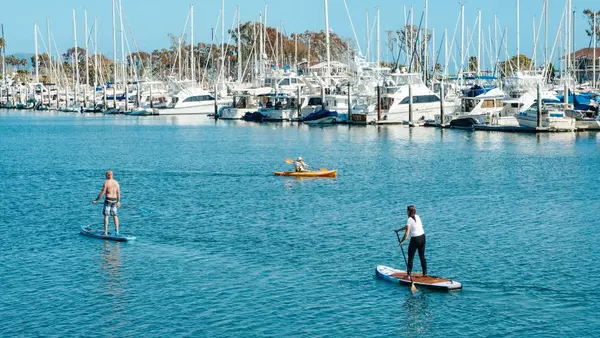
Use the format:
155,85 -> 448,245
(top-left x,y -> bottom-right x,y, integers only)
274,169 -> 337,178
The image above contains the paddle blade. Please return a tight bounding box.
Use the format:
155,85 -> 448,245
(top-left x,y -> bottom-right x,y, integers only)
285,158 -> 294,164
410,282 -> 418,293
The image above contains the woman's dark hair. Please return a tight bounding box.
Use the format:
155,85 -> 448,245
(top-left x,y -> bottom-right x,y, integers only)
407,205 -> 417,222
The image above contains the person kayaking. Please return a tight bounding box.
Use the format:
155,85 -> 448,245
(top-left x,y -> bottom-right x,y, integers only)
294,157 -> 310,172
395,205 -> 427,277
92,170 -> 121,235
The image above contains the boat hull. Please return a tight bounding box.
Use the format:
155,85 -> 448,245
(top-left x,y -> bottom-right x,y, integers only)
516,114 -> 575,130
156,104 -> 216,115
274,170 -> 337,178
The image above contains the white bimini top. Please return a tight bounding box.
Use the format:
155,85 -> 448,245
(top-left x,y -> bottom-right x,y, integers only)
408,215 -> 425,237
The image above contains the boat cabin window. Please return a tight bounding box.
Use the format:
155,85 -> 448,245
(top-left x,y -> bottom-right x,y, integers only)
279,78 -> 291,86
308,97 -> 323,106
481,100 -> 495,108
183,95 -> 214,102
291,78 -> 298,84
381,97 -> 394,110
235,97 -> 248,108
399,95 -> 440,104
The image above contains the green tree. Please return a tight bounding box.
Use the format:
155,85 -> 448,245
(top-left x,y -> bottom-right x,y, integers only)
583,9 -> 600,43
546,62 -> 556,81
499,54 -> 532,77
468,56 -> 478,72
393,25 -> 431,72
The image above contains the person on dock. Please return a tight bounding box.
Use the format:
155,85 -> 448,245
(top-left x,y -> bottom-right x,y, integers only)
294,157 -> 310,172
395,205 -> 427,277
92,170 -> 121,235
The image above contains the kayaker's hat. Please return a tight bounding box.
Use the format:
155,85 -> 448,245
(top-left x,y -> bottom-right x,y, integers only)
297,157 -> 303,161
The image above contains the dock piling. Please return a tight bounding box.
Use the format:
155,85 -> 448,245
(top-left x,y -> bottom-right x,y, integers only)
214,82 -> 218,119
563,82 -> 568,112
297,86 -> 301,119
408,84 -> 413,126
103,86 -> 107,110
536,82 -> 542,129
377,86 -> 381,121
347,83 -> 351,123
440,81 -> 445,127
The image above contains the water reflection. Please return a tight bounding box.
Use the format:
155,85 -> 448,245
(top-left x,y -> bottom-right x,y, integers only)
401,292 -> 432,336
101,241 -> 123,297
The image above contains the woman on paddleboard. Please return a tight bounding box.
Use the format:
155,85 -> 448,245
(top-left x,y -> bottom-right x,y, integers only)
395,205 -> 427,277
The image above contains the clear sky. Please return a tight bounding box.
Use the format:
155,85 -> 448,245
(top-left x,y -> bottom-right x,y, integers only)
2,0 -> 599,64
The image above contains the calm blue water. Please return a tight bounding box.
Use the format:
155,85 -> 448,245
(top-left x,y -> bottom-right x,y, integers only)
1,110 -> 599,337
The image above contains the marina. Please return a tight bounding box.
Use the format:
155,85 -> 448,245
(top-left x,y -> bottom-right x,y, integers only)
2,110 -> 600,336
2,0 -> 600,336
0,0 -> 597,132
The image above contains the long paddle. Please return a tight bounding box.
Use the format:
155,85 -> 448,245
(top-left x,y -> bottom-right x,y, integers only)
396,231 -> 418,293
284,158 -> 327,171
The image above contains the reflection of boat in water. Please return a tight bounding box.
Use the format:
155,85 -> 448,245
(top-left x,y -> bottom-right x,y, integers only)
125,107 -> 157,116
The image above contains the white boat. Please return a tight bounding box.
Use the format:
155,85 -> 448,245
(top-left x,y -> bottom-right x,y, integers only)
156,88 -> 218,115
300,93 -> 351,122
352,73 -> 457,124
303,109 -> 339,125
257,94 -> 303,121
438,87 -> 516,126
566,110 -> 600,130
219,95 -> 259,120
516,102 -> 575,130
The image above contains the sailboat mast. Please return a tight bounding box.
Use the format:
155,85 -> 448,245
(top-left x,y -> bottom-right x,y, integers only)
112,0 -> 117,109
34,24 -> 39,83
84,9 -> 89,107
237,5 -> 242,83
477,9 -> 481,76
94,18 -> 98,109
366,11 -> 370,62
444,28 -> 448,77
324,0 -> 331,84
191,4 -> 195,86
594,11 -> 597,89
460,3 -> 464,83
253,18 -> 257,82
47,18 -> 52,83
73,9 -> 79,106
118,0 -> 127,111
517,0 -> 520,73
544,0 -> 548,68
424,0 -> 428,80
259,11 -> 263,76
220,0 -> 225,86
376,8 -> 380,68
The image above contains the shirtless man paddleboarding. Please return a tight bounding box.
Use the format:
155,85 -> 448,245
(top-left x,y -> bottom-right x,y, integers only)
92,170 -> 121,235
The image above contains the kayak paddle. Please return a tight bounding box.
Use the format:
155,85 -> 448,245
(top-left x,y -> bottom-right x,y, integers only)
285,158 -> 294,164
396,231 -> 418,293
